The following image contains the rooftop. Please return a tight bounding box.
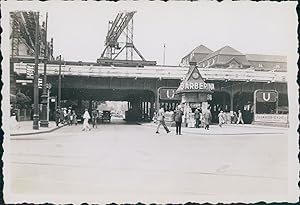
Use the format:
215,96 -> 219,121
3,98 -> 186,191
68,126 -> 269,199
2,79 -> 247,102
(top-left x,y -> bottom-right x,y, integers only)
246,54 -> 287,63
201,45 -> 245,61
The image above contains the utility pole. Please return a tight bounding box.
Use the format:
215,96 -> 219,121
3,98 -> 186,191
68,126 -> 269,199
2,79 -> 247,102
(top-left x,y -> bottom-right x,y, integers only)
33,12 -> 40,130
40,12 -> 49,127
10,16 -> 16,97
163,43 -> 166,66
58,55 -> 62,108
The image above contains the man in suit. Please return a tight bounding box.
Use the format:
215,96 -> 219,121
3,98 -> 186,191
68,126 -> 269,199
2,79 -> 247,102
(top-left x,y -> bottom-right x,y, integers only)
173,105 -> 184,135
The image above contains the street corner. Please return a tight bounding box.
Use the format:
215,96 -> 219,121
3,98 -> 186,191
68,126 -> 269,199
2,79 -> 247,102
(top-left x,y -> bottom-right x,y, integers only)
10,121 -> 67,137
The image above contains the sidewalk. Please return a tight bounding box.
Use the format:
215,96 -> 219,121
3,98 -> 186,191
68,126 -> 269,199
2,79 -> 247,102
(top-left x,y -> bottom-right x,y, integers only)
141,122 -> 288,135
10,120 -> 66,136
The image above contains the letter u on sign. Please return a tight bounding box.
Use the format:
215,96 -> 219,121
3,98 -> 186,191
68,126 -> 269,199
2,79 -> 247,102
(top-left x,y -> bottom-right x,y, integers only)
256,91 -> 277,102
262,92 -> 271,101
166,90 -> 175,99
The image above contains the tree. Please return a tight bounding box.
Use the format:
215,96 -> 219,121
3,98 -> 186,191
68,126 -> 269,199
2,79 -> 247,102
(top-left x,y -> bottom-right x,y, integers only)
16,92 -> 31,109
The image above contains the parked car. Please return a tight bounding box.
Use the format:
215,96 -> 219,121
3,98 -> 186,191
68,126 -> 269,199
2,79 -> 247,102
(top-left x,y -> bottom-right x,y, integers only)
101,110 -> 111,123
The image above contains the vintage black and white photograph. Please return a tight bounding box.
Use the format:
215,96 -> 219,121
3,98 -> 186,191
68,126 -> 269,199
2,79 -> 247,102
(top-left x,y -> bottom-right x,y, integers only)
1,1 -> 299,204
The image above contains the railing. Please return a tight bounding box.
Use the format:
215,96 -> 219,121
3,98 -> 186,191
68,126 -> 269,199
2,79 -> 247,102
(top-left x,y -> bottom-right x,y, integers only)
14,63 -> 287,82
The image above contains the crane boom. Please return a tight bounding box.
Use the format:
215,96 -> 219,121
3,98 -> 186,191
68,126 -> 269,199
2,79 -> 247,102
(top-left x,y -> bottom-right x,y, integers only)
105,11 -> 136,46
98,11 -> 156,67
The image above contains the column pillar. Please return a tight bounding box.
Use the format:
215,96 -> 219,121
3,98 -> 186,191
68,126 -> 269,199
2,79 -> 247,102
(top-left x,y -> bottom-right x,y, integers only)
222,93 -> 226,111
155,89 -> 159,113
150,102 -> 154,120
146,101 -> 149,120
230,92 -> 234,112
89,100 -> 92,112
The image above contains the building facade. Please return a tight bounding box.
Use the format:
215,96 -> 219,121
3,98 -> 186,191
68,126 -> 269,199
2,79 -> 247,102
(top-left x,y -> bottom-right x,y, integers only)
180,45 -> 288,126
181,45 -> 287,72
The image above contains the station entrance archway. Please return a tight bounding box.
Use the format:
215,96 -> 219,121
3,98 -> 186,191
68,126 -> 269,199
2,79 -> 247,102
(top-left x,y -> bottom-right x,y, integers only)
51,87 -> 156,123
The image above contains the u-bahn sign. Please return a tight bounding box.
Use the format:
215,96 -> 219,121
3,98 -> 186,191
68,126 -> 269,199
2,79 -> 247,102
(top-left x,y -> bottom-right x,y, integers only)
253,90 -> 288,124
256,90 -> 277,102
159,87 -> 180,101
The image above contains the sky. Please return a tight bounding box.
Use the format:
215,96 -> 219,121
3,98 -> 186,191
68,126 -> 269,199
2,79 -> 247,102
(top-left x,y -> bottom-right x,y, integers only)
5,1 -> 298,65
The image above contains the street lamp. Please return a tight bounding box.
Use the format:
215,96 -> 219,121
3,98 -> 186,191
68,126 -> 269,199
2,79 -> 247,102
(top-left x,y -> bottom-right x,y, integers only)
33,12 -> 40,130
58,55 -> 62,108
40,12 -> 49,127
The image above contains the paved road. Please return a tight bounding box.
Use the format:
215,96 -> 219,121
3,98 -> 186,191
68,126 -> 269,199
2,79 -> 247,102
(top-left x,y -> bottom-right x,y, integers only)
5,118 -> 289,203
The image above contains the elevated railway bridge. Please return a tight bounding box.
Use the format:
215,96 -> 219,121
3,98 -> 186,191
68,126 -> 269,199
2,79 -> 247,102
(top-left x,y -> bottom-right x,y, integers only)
12,60 -> 288,123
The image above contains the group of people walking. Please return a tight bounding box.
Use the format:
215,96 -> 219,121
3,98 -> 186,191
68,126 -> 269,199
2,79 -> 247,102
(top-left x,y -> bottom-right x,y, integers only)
155,105 -> 245,135
194,108 -> 212,130
55,107 -> 101,131
82,108 -> 100,131
55,107 -> 78,126
155,105 -> 213,135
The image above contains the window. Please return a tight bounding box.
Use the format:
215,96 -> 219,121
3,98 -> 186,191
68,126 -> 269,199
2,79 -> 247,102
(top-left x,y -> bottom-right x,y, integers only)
258,63 -> 263,68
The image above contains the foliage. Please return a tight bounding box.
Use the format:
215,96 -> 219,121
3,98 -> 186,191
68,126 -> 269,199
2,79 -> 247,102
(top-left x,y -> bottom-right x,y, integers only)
16,92 -> 31,109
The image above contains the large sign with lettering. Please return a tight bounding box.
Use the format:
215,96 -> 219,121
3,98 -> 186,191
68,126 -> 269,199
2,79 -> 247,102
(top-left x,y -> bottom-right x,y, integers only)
254,90 -> 279,114
256,90 -> 277,102
26,64 -> 34,79
178,82 -> 215,91
254,114 -> 288,123
159,88 -> 180,100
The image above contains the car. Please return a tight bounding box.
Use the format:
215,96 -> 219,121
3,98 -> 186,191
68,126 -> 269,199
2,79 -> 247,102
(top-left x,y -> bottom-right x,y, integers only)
101,110 -> 111,123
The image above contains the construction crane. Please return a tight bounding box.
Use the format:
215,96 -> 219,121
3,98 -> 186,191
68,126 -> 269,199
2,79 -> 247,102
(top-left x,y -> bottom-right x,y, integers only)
98,11 -> 156,67
10,11 -> 54,61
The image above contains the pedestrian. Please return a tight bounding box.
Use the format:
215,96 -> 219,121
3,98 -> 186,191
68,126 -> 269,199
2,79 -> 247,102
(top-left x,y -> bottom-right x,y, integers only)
153,111 -> 157,123
67,109 -> 72,125
236,110 -> 244,125
92,109 -> 98,128
72,110 -> 78,125
69,109 -> 74,125
63,108 -> 67,124
202,106 -> 212,130
55,107 -> 60,126
173,105 -> 183,135
232,111 -> 238,123
218,110 -> 225,127
194,108 -> 201,128
156,107 -> 170,134
59,108 -> 64,124
82,108 -> 91,131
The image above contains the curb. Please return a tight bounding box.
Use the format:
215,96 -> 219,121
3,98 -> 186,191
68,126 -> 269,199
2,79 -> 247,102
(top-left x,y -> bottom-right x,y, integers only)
180,131 -> 286,136
140,123 -> 286,135
139,122 -> 288,130
10,123 -> 67,136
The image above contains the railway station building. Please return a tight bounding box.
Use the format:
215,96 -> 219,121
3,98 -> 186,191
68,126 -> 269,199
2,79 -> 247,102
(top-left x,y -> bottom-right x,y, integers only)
177,45 -> 288,125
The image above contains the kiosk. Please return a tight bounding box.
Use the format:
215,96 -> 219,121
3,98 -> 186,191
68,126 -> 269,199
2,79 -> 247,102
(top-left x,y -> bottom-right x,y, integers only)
176,65 -> 215,127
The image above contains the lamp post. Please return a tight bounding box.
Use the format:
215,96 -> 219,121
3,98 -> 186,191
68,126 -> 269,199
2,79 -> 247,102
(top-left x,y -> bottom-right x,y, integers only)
58,55 -> 62,108
163,43 -> 166,66
33,12 -> 40,130
40,12 -> 49,127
